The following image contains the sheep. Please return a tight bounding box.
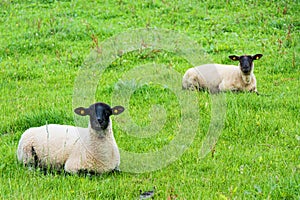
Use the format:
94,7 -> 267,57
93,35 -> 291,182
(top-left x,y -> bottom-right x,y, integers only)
182,54 -> 263,93
17,102 -> 125,174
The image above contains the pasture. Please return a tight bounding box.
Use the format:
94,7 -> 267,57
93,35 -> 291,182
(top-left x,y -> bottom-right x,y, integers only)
0,0 -> 299,199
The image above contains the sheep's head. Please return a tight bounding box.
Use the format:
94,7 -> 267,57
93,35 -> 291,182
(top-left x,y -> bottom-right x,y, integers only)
229,54 -> 263,75
74,102 -> 125,131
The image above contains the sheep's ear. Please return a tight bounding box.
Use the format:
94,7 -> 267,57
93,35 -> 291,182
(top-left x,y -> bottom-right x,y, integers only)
253,54 -> 263,60
74,107 -> 90,116
111,106 -> 125,115
229,55 -> 239,61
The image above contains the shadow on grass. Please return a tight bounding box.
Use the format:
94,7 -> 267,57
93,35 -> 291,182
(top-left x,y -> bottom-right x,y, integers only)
20,163 -> 122,179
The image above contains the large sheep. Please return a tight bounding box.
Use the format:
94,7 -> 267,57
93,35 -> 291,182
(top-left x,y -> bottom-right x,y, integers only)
17,102 -> 125,174
182,54 -> 263,93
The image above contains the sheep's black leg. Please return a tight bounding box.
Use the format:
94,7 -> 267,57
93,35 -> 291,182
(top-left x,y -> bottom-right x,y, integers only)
31,147 -> 39,168
111,166 -> 121,174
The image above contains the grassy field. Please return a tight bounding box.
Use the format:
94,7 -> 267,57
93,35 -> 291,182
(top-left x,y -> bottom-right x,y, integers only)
0,0 -> 299,199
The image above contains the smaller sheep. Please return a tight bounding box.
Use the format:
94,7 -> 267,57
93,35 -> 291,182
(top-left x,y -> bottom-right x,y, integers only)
17,102 -> 125,174
182,54 -> 263,93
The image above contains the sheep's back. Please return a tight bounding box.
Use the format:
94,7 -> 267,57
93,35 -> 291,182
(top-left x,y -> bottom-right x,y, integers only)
190,64 -> 234,90
195,64 -> 238,82
30,124 -> 86,166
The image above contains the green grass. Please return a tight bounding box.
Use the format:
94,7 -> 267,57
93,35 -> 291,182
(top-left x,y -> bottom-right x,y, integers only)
0,0 -> 299,199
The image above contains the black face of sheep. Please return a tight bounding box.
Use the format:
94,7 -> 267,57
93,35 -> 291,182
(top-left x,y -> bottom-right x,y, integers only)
229,54 -> 263,75
74,102 -> 125,131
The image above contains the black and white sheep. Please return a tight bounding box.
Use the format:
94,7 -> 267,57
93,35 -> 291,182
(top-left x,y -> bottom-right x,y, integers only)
17,102 -> 125,174
182,54 -> 263,93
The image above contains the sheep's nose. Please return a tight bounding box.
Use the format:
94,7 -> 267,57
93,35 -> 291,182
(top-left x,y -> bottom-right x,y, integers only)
245,67 -> 251,72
